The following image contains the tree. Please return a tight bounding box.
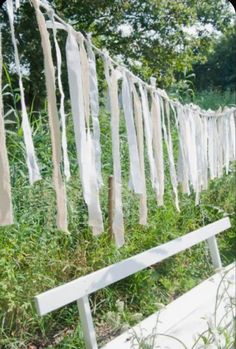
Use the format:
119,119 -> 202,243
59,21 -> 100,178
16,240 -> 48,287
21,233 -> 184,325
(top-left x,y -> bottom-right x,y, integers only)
193,26 -> 236,90
0,0 -> 234,107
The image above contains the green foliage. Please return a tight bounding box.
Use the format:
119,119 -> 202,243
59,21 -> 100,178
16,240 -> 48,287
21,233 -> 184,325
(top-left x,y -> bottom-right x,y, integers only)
193,26 -> 236,91
0,0 -> 234,108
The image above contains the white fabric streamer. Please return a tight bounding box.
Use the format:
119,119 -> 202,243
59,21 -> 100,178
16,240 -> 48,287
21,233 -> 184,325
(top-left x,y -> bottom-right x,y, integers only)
160,96 -> 180,211
150,78 -> 165,206
51,16 -> 71,182
122,71 -> 143,194
201,116 -> 208,190
139,84 -> 158,191
66,29 -> 103,236
32,0 -> 68,232
0,31 -> 14,226
86,35 -> 103,188
104,56 -> 125,247
229,111 -> 236,161
175,104 -> 190,195
15,0 -> 20,9
7,0 -> 41,185
130,79 -> 147,225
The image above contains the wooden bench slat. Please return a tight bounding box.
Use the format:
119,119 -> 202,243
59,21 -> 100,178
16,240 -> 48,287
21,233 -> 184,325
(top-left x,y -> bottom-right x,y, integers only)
35,217 -> 230,316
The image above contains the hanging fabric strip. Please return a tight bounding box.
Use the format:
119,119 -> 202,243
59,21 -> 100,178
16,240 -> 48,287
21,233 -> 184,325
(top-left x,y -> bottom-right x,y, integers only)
212,117 -> 219,177
193,110 -> 203,204
86,35 -> 103,187
0,31 -> 13,226
207,117 -> 215,180
121,71 -> 143,194
216,114 -> 223,178
7,0 -> 41,185
139,84 -> 157,191
175,104 -> 190,195
32,0 -> 68,232
201,116 -> 208,190
15,0 -> 20,10
224,116 -> 230,175
222,112 -> 229,175
104,56 -> 125,247
51,16 -> 71,182
160,96 -> 180,211
150,78 -> 164,206
184,109 -> 198,194
229,111 -> 236,161
130,78 -> 147,225
78,33 -> 104,235
66,29 -> 103,235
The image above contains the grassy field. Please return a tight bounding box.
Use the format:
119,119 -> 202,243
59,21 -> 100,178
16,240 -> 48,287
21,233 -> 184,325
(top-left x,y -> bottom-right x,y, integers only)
0,89 -> 235,348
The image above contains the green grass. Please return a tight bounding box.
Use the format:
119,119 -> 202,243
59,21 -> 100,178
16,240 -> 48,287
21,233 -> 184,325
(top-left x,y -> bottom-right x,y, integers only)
0,89 -> 235,348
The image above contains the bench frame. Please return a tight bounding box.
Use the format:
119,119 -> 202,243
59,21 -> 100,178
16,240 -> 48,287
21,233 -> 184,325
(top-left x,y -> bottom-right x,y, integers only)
35,217 -> 231,349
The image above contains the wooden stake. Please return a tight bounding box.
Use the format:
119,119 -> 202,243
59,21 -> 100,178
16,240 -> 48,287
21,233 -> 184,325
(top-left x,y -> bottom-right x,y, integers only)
108,175 -> 114,239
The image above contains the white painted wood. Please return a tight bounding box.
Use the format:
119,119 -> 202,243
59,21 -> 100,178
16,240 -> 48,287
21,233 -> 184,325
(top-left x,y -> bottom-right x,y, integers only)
101,263 -> 235,349
77,296 -> 98,349
35,217 -> 230,316
207,235 -> 222,269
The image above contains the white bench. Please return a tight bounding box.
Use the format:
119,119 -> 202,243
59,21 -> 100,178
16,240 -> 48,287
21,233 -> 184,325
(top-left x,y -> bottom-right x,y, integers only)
35,217 -> 235,349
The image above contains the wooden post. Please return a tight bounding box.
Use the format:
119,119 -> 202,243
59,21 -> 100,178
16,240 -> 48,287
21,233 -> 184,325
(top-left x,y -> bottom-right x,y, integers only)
108,175 -> 114,239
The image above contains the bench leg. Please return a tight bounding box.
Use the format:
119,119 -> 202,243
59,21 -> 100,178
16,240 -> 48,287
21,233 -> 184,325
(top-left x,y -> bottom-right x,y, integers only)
207,236 -> 222,270
77,296 -> 98,349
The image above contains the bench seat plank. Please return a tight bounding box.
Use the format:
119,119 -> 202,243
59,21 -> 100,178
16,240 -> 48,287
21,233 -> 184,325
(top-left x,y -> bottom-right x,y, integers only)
101,263 -> 235,349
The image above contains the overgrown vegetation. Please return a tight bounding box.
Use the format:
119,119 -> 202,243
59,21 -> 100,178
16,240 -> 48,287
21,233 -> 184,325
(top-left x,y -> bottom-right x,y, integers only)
0,86 -> 235,348
0,1 -> 235,347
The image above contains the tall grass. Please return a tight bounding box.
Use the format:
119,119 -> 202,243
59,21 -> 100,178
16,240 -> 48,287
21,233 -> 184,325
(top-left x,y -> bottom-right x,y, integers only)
0,83 -> 235,348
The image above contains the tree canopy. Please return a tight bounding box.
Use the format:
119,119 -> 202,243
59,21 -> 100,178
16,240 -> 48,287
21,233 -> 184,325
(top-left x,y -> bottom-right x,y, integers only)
0,0 -> 234,107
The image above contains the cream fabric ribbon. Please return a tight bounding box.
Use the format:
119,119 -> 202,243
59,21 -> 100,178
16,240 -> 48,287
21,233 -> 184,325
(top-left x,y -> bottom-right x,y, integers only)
193,110 -> 204,204
150,78 -> 164,206
32,0 -> 68,232
51,16 -> 71,182
208,117 -> 217,180
229,111 -> 236,161
66,29 -> 103,236
7,0 -> 41,185
121,71 -> 143,194
130,78 -> 147,225
104,56 -> 125,247
0,31 -> 13,226
201,116 -> 209,190
79,33 -> 104,235
86,35 -> 103,188
139,84 -> 158,191
175,105 -> 190,195
160,96 -> 180,211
